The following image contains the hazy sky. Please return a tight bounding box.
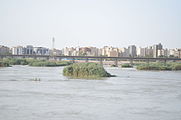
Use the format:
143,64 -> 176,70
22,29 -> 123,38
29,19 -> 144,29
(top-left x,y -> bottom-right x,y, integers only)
0,0 -> 181,49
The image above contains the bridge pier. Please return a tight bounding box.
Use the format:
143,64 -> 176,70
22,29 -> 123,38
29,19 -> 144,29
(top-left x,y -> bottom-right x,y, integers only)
146,59 -> 150,65
0,56 -> 3,59
130,59 -> 133,65
85,58 -> 88,63
54,57 -> 58,61
100,58 -> 103,65
58,58 -> 62,61
46,57 -> 49,61
164,59 -> 167,66
72,58 -> 75,63
33,56 -> 37,60
114,59 -> 118,67
51,56 -> 56,61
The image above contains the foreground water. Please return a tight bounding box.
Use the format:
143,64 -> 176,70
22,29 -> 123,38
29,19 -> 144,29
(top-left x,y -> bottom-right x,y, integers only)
0,65 -> 181,120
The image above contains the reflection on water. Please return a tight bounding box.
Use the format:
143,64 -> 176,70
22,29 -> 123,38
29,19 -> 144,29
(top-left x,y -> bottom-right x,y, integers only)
0,65 -> 181,120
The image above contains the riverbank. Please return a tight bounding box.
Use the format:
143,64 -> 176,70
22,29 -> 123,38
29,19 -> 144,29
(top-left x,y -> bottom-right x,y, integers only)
0,61 -> 10,67
136,62 -> 181,71
0,58 -> 72,67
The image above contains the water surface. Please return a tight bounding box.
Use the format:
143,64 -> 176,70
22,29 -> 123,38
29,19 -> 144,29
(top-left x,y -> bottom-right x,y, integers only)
0,65 -> 181,120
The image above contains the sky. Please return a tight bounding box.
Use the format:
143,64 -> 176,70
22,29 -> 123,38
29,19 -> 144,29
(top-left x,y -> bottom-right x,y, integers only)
0,0 -> 181,49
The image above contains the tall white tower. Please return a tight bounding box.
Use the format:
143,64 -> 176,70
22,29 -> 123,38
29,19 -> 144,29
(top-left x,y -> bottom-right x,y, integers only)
51,37 -> 55,56
52,37 -> 55,50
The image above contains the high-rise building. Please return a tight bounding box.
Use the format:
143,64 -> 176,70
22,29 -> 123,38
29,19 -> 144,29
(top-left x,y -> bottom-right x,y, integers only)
108,50 -> 119,57
128,45 -> 137,57
62,47 -> 75,56
153,45 -> 158,58
158,43 -> 163,50
102,46 -> 113,56
0,45 -> 10,55
51,49 -> 62,56
89,47 -> 99,56
145,46 -> 153,57
173,48 -> 181,58
26,45 -> 33,55
153,43 -> 163,58
137,47 -> 146,57
101,46 -> 119,57
118,48 -> 129,57
33,47 -> 49,55
12,46 -> 26,55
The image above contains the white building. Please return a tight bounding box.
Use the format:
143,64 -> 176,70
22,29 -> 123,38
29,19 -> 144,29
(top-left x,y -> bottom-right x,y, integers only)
108,50 -> 119,57
168,48 -> 181,58
118,48 -> 129,57
153,43 -> 163,58
145,46 -> 153,57
12,46 -> 25,55
51,49 -> 62,56
137,47 -> 146,57
62,47 -> 75,56
128,45 -> 137,57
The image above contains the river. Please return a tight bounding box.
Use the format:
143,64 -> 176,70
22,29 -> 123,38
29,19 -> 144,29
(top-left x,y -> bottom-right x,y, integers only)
0,65 -> 181,120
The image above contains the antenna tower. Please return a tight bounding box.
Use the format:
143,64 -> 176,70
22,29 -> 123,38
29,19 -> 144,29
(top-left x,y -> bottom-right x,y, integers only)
52,37 -> 55,50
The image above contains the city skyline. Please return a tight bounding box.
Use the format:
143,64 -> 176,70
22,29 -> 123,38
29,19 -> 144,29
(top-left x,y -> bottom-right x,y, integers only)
0,42 -> 180,50
1,43 -> 181,58
1,39 -> 181,49
0,0 -> 181,49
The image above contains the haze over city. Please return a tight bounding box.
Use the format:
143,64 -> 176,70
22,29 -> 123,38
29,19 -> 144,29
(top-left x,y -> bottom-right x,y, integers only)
0,0 -> 181,49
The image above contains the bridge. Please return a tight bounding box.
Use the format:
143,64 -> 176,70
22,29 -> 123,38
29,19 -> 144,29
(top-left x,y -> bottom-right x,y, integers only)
1,54 -> 181,66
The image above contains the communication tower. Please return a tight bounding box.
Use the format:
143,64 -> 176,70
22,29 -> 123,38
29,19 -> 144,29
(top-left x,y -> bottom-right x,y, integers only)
52,37 -> 55,50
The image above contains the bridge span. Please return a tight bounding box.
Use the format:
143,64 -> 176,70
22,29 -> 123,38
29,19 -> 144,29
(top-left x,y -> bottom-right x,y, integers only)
0,54 -> 181,66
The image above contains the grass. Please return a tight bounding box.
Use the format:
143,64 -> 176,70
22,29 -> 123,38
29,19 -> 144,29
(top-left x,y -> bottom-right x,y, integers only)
136,62 -> 181,71
63,63 -> 115,79
2,58 -> 29,65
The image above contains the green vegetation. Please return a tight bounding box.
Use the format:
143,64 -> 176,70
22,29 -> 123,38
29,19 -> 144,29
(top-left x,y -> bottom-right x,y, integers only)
29,60 -> 72,67
136,62 -> 181,71
172,64 -> 181,70
0,58 -> 72,67
2,58 -> 28,65
63,63 -> 115,79
0,61 -> 10,67
121,64 -> 133,68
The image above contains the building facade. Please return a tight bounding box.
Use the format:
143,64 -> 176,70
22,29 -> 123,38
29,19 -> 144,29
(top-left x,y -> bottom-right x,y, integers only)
12,46 -> 26,55
0,45 -> 10,55
128,45 -> 137,57
153,43 -> 163,58
33,47 -> 49,55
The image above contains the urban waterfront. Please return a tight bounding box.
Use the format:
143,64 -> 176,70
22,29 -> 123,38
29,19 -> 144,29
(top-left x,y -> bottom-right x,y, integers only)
0,66 -> 181,120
